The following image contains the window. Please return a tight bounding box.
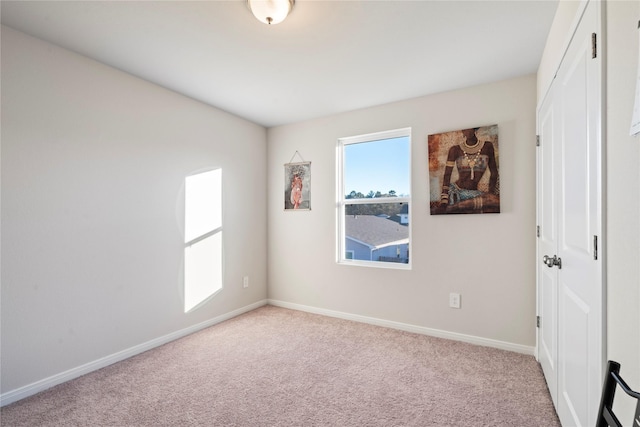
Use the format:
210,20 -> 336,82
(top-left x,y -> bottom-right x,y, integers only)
337,128 -> 411,268
184,169 -> 223,312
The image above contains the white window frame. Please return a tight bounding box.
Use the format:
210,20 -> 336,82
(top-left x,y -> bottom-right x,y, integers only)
336,128 -> 412,269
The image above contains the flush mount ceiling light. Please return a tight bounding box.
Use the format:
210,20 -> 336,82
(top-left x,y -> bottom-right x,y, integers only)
247,0 -> 294,25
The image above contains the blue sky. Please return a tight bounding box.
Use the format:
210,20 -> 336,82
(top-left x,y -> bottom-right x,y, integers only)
344,136 -> 410,196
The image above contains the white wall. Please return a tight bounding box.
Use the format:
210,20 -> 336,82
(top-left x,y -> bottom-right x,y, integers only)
537,0 -> 640,419
604,0 -> 640,415
267,75 -> 538,350
0,26 -> 268,397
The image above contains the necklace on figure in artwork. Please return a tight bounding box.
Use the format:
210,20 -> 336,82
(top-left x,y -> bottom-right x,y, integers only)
463,150 -> 482,180
462,138 -> 484,154
461,139 -> 485,179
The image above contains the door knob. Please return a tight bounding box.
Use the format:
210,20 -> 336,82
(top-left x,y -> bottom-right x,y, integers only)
542,254 -> 562,269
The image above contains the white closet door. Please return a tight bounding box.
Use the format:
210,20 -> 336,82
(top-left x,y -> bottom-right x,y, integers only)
537,1 -> 604,426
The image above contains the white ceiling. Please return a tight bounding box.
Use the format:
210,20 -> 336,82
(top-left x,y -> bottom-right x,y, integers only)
1,0 -> 558,128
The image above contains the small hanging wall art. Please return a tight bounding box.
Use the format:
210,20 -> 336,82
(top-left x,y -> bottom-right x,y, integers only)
428,125 -> 500,215
284,151 -> 311,211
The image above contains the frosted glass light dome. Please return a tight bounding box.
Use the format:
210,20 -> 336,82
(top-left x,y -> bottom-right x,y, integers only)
248,0 -> 294,25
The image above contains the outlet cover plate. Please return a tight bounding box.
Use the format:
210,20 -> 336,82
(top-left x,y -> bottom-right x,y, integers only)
449,293 -> 461,309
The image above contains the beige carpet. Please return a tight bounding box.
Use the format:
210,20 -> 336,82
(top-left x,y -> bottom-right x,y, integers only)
1,305 -> 560,426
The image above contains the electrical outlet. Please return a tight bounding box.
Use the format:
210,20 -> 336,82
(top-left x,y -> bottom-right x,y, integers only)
243,276 -> 249,288
449,293 -> 461,309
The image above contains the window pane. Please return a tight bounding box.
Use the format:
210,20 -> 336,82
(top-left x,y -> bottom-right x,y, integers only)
344,203 -> 409,264
344,136 -> 410,198
184,232 -> 222,312
185,169 -> 221,243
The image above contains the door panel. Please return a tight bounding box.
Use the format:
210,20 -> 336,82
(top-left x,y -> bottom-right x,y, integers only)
556,2 -> 603,426
560,43 -> 590,256
560,284 -> 590,426
540,267 -> 558,388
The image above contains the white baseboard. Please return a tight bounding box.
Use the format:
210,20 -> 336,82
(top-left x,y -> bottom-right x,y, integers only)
0,299 -> 268,407
268,299 -> 535,356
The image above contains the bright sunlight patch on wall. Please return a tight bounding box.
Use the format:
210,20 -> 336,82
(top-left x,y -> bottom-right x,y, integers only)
184,169 -> 223,312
